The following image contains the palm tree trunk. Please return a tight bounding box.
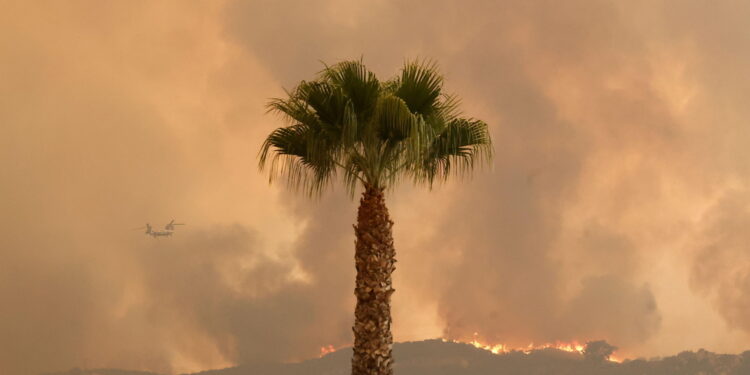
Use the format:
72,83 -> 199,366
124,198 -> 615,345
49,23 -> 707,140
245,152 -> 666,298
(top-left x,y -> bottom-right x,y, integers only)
352,185 -> 395,375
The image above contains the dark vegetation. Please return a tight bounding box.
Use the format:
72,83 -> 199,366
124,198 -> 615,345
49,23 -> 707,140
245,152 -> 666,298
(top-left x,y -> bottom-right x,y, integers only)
47,339 -> 750,375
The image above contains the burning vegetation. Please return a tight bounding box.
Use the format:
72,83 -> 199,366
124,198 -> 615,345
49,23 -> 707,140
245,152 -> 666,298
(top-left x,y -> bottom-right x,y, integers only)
445,333 -> 621,362
50,339 -> 750,375
321,335 -> 620,362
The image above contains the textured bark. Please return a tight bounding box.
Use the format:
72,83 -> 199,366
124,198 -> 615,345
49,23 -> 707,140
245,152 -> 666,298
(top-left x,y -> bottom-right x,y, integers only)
351,185 -> 396,375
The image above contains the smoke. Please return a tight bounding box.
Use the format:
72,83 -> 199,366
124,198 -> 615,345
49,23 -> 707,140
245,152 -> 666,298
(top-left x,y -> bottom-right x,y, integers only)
690,191 -> 750,333
0,1 -> 353,373
225,0 -> 750,357
3,0 -> 750,374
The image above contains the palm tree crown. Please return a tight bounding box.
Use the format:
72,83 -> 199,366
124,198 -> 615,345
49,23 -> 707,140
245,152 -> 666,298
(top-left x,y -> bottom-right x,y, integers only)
259,59 -> 492,194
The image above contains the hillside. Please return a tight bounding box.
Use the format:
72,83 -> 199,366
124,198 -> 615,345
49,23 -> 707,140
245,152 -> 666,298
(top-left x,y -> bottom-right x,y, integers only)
47,339 -> 750,375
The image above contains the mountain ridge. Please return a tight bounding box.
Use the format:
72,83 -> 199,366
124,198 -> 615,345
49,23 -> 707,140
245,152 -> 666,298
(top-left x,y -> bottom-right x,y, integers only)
45,339 -> 750,375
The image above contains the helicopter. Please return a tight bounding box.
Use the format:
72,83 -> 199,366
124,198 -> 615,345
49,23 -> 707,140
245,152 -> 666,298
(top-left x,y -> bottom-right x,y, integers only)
164,219 -> 185,231
134,220 -> 186,238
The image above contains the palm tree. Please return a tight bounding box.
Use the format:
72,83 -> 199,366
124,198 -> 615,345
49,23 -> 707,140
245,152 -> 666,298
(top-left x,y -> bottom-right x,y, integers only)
259,59 -> 492,375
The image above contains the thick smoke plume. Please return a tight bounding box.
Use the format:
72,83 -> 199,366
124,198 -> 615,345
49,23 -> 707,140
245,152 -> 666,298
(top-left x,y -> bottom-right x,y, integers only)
3,1 -> 750,374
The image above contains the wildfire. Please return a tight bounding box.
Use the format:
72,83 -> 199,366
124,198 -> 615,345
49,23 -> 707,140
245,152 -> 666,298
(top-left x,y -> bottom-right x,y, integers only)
446,335 -> 584,355
319,334 -> 623,363
443,332 -> 622,363
320,344 -> 336,357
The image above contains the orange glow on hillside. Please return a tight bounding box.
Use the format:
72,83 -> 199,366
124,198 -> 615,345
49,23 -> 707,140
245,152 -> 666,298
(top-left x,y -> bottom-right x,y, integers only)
443,332 -> 622,362
320,344 -> 336,357
320,333 -> 623,363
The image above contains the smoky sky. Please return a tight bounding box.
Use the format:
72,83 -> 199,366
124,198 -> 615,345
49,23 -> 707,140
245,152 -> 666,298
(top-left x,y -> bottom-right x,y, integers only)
2,1 -> 750,374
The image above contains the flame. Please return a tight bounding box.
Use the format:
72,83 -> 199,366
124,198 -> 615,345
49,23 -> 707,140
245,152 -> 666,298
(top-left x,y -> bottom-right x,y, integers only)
319,344 -> 336,357
319,333 -> 623,363
444,332 -> 621,362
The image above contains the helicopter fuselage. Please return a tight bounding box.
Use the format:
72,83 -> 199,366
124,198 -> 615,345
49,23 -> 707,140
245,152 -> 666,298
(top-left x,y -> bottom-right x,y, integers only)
149,231 -> 172,237
137,220 -> 184,238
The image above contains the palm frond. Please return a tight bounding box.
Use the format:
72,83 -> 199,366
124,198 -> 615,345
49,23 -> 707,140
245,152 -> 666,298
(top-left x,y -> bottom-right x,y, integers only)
258,123 -> 337,195
418,118 -> 493,184
294,81 -> 347,133
394,59 -> 444,117
266,93 -> 321,131
322,60 -> 380,123
374,95 -> 417,141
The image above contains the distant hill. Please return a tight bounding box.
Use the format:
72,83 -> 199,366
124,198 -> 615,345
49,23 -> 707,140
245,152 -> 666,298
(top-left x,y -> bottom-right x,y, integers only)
47,339 -> 750,375
44,369 -> 161,375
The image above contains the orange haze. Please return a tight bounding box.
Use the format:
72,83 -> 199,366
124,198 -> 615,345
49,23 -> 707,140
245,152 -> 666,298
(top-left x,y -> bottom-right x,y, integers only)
2,1 -> 750,374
